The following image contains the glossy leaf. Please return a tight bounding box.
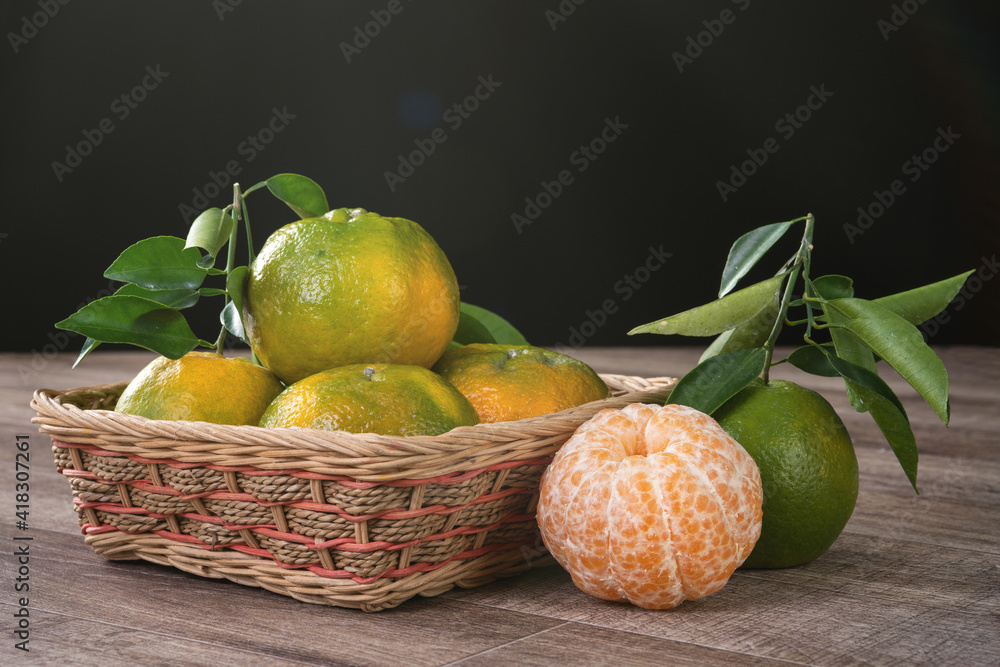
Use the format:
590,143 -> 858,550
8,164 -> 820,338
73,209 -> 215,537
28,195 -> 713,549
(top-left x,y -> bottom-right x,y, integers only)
811,274 -> 854,300
220,265 -> 251,343
825,297 -> 950,423
872,270 -> 974,325
823,348 -> 909,419
668,347 -> 768,415
700,280 -> 781,362
266,173 -> 329,219
815,276 -> 873,412
453,302 -> 529,346
226,265 -> 250,313
71,337 -> 101,369
114,283 -> 200,309
184,208 -> 235,262
220,300 -> 247,343
630,273 -> 786,338
55,295 -> 203,359
786,344 -> 839,377
104,236 -> 207,290
719,220 -> 795,297
854,384 -> 919,492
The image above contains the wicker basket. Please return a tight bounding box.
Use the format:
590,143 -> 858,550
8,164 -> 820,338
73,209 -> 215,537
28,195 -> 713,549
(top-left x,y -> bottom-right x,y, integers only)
31,374 -> 675,611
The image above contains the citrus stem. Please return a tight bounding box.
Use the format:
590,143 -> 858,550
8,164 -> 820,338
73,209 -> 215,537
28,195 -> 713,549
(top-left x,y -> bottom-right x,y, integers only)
762,265 -> 800,383
762,214 -> 815,384
215,183 -> 243,355
241,189 -> 256,265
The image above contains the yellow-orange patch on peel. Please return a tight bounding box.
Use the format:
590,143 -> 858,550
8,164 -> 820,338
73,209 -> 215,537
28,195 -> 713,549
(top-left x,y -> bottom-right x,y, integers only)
537,403 -> 763,609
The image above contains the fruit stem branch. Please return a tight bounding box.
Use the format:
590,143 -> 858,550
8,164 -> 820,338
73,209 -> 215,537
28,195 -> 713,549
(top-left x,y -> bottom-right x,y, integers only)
215,183 -> 243,355
240,188 -> 256,265
762,265 -> 800,383
762,214 -> 814,384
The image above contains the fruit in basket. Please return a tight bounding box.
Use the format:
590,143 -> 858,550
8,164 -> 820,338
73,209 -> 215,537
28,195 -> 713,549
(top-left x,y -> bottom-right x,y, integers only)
114,351 -> 284,425
537,403 -> 762,610
432,344 -> 610,423
243,207 -> 461,384
713,379 -> 858,568
258,363 -> 479,436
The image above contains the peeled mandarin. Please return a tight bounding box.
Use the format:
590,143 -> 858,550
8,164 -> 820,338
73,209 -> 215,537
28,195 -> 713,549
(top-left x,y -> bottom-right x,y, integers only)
536,403 -> 763,609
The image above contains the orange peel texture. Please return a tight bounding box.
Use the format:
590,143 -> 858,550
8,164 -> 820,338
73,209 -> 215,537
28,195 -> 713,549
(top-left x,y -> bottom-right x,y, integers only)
537,403 -> 763,609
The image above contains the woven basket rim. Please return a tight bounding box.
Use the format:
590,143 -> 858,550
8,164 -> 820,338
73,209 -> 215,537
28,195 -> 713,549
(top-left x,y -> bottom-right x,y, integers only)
32,373 -> 676,481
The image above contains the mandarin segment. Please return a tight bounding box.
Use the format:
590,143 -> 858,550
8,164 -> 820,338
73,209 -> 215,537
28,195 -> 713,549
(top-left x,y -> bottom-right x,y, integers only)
608,455 -> 685,609
537,402 -> 762,610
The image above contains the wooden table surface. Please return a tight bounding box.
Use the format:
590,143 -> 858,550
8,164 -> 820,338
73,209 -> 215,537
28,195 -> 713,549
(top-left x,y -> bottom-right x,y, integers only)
2,347 -> 998,666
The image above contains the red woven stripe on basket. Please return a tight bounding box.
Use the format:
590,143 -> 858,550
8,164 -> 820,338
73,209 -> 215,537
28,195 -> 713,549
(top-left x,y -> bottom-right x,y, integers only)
68,475 -> 536,523
76,517 -> 539,584
73,494 -> 535,550
52,440 -> 551,486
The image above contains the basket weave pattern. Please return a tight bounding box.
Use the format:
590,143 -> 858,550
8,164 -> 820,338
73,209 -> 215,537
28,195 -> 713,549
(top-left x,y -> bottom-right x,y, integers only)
33,374 -> 675,611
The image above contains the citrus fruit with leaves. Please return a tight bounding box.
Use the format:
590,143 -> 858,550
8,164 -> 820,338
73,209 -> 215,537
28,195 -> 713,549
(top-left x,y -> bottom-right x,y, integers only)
114,351 -> 284,425
432,344 -> 610,423
258,363 -> 479,436
713,378 -> 858,568
537,403 -> 762,609
243,207 -> 460,384
629,213 -> 971,496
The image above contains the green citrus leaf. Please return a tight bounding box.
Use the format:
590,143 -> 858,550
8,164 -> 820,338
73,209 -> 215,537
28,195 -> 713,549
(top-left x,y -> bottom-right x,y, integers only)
226,265 -> 250,313
668,347 -> 768,415
700,280 -> 781,362
811,274 -> 854,300
815,278 -> 873,413
719,220 -> 796,297
184,207 -> 235,263
786,344 -> 839,377
825,297 -> 950,424
854,384 -> 919,492
220,265 -> 251,343
453,302 -> 529,345
221,300 -> 247,343
114,283 -> 200,309
104,236 -> 207,290
55,295 -> 204,359
71,337 -> 101,369
872,270 -> 974,325
821,347 -> 909,419
266,173 -> 329,219
630,273 -> 786,338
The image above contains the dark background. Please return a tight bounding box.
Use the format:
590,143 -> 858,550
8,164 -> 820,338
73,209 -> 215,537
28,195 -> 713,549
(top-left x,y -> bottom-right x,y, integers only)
2,1 -> 998,363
